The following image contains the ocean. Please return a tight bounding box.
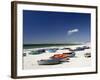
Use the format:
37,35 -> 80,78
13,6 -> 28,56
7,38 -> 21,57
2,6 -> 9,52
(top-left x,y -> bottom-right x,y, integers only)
23,44 -> 79,49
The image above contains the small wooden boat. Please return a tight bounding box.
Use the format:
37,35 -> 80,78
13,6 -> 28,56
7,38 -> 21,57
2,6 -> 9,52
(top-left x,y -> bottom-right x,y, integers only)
63,52 -> 75,57
23,53 -> 26,57
37,49 -> 45,53
29,50 -> 41,55
45,49 -> 57,53
84,53 -> 91,58
73,47 -> 85,51
37,59 -> 60,65
83,46 -> 90,49
60,48 -> 72,51
50,54 -> 70,62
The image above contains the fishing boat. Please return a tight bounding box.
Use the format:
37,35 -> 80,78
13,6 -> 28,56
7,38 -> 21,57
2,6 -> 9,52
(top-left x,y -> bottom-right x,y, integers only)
37,59 -> 60,65
83,46 -> 90,49
60,48 -> 71,50
29,50 -> 41,55
45,49 -> 57,53
84,53 -> 91,58
73,47 -> 85,51
50,54 -> 70,62
37,49 -> 45,53
23,53 -> 27,57
63,52 -> 75,57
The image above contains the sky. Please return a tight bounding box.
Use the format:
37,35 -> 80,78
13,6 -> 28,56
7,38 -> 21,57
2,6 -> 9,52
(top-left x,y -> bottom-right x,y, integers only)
23,10 -> 91,44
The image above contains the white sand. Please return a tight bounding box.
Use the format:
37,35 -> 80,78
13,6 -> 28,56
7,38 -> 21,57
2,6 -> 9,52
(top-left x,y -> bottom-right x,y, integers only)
23,45 -> 91,70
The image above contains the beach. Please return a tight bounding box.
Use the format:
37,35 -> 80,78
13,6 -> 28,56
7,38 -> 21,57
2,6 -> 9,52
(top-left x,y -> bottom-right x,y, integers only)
23,45 -> 91,70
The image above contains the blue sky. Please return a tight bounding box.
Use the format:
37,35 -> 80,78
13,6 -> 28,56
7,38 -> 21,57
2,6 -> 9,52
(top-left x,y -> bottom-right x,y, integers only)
23,10 -> 91,44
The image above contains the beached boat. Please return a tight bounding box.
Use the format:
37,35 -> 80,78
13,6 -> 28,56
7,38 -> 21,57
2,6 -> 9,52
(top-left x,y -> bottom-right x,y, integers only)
45,49 -> 57,53
84,53 -> 91,58
73,47 -> 85,51
83,46 -> 90,49
37,49 -> 45,53
29,49 -> 46,55
29,50 -> 41,55
60,48 -> 73,51
50,54 -> 70,62
23,53 -> 27,57
63,52 -> 75,57
37,59 -> 60,65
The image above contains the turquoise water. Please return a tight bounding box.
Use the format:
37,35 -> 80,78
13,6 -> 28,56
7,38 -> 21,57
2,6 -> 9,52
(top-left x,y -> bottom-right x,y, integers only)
23,44 -> 79,49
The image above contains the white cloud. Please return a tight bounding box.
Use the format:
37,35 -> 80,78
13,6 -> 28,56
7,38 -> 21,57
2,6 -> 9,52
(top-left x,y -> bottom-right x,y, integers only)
68,29 -> 79,35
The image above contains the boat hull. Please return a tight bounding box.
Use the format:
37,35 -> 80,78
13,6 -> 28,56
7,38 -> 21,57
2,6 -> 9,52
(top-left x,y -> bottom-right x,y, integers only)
37,59 -> 60,65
